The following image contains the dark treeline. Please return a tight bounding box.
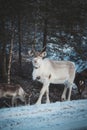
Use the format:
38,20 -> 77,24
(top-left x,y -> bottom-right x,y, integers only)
0,0 -> 87,83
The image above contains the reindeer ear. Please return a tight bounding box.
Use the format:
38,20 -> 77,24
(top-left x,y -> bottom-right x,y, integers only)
41,51 -> 47,58
28,50 -> 34,56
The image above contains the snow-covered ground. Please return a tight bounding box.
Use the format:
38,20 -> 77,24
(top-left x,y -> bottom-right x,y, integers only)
0,99 -> 87,130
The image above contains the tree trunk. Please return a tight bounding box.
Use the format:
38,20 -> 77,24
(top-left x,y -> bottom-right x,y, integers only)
42,0 -> 48,51
7,17 -> 15,84
33,23 -> 37,47
18,14 -> 22,75
43,18 -> 48,51
1,18 -> 7,82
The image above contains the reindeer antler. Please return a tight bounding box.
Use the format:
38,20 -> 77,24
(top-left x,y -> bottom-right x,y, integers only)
41,45 -> 46,52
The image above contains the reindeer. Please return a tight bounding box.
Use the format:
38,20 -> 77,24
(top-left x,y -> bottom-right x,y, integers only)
0,84 -> 31,106
74,69 -> 87,95
29,48 -> 76,104
74,72 -> 85,95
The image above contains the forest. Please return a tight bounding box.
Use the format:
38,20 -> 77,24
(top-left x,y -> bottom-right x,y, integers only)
0,0 -> 87,108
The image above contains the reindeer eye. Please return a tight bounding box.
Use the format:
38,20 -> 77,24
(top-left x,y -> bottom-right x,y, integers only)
34,60 -> 37,63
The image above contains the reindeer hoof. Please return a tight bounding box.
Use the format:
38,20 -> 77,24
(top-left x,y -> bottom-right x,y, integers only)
35,101 -> 41,105
61,98 -> 65,102
61,97 -> 66,101
46,100 -> 50,104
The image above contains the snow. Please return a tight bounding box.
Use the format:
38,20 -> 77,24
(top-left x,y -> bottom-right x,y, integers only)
0,99 -> 87,130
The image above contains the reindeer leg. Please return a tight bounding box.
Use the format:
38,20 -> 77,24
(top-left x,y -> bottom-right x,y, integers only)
61,87 -> 67,101
67,83 -> 73,101
36,84 -> 48,105
46,85 -> 50,103
12,97 -> 15,107
61,81 -> 68,101
12,96 -> 18,107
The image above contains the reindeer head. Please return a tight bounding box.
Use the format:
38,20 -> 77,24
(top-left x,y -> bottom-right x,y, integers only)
28,46 -> 47,69
79,80 -> 85,94
75,72 -> 86,95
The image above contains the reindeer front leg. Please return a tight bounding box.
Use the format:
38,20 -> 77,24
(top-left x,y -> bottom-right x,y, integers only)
36,83 -> 49,105
46,85 -> 50,103
12,96 -> 17,107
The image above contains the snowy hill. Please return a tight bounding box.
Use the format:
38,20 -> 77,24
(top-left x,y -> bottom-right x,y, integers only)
0,100 -> 87,130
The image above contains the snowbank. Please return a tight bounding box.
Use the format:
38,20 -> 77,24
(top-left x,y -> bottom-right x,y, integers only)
0,100 -> 87,130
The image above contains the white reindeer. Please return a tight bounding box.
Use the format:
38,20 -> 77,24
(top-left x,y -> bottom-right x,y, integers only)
0,84 -> 30,106
29,49 -> 76,104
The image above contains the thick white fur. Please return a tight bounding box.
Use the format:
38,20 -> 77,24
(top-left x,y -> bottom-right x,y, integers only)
32,52 -> 76,104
